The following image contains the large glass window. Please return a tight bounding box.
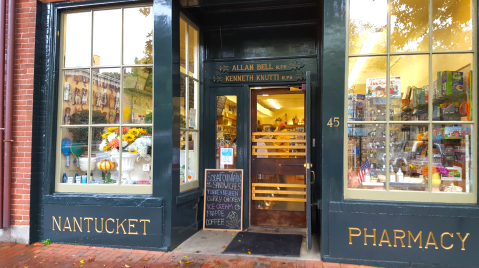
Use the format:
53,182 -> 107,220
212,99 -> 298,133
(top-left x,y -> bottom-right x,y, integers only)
180,15 -> 200,193
56,5 -> 153,194
346,0 -> 476,203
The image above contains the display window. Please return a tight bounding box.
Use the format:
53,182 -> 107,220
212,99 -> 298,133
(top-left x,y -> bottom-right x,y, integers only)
180,15 -> 200,193
56,5 -> 153,194
345,0 -> 476,203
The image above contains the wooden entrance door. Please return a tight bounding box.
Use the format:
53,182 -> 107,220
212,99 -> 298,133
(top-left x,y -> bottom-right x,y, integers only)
250,88 -> 307,228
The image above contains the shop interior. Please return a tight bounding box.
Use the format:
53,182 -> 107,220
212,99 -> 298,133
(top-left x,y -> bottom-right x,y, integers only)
347,0 -> 474,193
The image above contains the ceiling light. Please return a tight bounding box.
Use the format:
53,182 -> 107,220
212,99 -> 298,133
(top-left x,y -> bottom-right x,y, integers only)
267,99 -> 281,109
263,94 -> 269,96
348,32 -> 382,89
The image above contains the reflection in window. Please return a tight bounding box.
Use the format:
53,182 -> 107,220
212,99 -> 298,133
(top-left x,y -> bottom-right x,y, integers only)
57,6 -> 153,194
346,0 -> 475,203
180,16 -> 200,193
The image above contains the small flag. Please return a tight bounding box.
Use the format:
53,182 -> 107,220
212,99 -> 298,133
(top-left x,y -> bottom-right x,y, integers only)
357,159 -> 370,184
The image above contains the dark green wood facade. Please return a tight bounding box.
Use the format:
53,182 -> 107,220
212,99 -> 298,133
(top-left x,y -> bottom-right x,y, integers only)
30,0 -> 479,266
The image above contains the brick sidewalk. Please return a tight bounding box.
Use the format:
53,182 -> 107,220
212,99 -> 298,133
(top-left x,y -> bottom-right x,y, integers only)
0,242 -> 377,268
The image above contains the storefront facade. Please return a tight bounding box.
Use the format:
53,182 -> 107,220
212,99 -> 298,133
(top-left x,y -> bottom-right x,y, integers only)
13,0 -> 477,266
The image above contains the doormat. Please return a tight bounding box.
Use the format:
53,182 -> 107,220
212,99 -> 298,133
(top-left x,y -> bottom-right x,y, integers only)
223,232 -> 303,257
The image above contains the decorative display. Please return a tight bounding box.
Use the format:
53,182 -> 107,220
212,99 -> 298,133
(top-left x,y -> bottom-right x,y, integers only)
97,160 -> 116,171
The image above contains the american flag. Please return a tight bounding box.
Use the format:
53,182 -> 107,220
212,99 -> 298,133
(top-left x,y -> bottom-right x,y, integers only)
357,159 -> 370,184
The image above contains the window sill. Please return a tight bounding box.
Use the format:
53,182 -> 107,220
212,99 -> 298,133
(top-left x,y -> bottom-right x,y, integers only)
44,193 -> 163,207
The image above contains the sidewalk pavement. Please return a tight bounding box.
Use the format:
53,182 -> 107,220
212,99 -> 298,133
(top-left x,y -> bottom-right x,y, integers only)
0,242 -> 378,268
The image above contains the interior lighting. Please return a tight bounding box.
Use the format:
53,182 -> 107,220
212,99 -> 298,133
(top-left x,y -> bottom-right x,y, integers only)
267,99 -> 281,109
263,94 -> 269,96
348,32 -> 382,89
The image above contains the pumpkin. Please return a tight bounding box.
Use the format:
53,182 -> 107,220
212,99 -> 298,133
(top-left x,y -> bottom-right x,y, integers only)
97,160 -> 116,171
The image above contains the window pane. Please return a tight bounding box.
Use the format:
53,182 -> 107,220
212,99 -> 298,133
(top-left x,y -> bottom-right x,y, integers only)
180,19 -> 187,74
188,78 -> 197,128
188,25 -> 198,77
92,9 -> 121,66
92,126 -> 120,184
58,127 -> 89,184
390,0 -> 429,53
432,0 -> 473,51
120,127 -> 153,185
347,124 -> 386,190
349,56 -> 387,121
432,124 -> 473,193
92,68 -> 121,124
63,12 -> 92,67
180,131 -> 199,192
61,69 -> 90,125
389,124 -> 429,192
123,7 -> 153,65
122,67 -> 153,124
389,55 -> 429,121
349,0 -> 387,55
432,53 -> 473,121
217,96 -> 238,167
180,75 -> 187,128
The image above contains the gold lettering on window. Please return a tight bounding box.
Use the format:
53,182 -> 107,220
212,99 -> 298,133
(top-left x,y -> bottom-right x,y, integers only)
73,217 -> 82,232
84,217 -> 93,233
408,231 -> 422,248
52,216 -> 61,231
393,230 -> 406,248
63,217 -> 72,232
348,227 -> 361,244
129,219 -> 138,235
456,232 -> 470,251
116,219 -> 127,234
95,218 -> 104,233
441,232 -> 454,250
425,231 -> 438,249
363,228 -> 376,246
379,229 -> 392,247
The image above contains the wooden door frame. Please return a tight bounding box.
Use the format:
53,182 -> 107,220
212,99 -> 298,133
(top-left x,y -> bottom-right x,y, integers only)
249,86 -> 307,228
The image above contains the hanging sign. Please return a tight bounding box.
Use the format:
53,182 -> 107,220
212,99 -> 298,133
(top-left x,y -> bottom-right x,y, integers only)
210,72 -> 306,84
216,60 -> 304,73
203,169 -> 243,231
220,147 -> 234,166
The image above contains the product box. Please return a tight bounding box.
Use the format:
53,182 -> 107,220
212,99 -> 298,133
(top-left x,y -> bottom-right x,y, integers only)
444,126 -> 462,139
439,71 -> 464,96
441,166 -> 462,181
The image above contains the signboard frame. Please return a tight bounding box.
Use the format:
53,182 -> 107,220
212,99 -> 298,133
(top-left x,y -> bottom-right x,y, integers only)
203,169 -> 243,231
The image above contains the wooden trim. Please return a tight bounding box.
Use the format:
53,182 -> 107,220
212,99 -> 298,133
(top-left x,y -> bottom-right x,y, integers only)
253,145 -> 306,149
252,152 -> 306,156
252,197 -> 307,202
252,183 -> 306,188
252,132 -> 306,136
253,190 -> 306,195
252,138 -> 306,143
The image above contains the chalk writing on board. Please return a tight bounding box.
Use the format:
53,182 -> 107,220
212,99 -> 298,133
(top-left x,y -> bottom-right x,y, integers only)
226,211 -> 241,229
204,169 -> 243,230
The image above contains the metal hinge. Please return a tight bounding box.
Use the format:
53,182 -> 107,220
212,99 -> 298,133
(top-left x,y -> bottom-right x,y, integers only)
303,163 -> 313,169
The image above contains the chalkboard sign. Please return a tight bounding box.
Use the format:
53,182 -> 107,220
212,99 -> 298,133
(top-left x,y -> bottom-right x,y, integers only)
203,169 -> 243,231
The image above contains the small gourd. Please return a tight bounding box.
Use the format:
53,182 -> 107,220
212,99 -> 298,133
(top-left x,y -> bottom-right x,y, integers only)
97,160 -> 116,171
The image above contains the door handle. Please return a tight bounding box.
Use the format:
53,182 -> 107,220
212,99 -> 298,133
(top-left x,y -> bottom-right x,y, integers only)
310,170 -> 316,184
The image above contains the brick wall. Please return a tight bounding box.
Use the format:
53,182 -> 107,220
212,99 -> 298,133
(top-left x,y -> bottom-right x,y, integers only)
9,0 -> 36,226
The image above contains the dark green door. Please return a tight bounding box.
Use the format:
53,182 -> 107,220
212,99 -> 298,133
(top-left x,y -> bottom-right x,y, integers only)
305,71 -> 312,249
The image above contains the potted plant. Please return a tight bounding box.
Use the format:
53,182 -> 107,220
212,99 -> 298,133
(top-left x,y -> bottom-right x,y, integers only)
292,115 -> 298,125
99,127 -> 152,184
274,117 -> 282,124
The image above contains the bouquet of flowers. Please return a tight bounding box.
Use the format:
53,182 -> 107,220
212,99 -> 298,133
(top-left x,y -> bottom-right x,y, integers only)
99,127 -> 151,160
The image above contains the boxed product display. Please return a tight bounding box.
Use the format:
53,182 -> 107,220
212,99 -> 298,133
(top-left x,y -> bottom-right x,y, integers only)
438,71 -> 464,96
441,166 -> 462,181
444,126 -> 462,139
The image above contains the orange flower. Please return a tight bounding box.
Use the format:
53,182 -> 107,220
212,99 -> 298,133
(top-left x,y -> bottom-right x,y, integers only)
422,165 -> 437,177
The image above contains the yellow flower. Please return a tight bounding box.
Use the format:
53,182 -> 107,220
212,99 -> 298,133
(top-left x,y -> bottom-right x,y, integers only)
128,145 -> 138,154
138,128 -> 147,134
129,128 -> 140,136
102,132 -> 111,139
107,127 -> 119,132
102,145 -> 110,151
123,134 -> 135,142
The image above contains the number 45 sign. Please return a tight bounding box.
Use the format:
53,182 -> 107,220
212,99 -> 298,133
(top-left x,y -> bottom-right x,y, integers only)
327,117 -> 340,128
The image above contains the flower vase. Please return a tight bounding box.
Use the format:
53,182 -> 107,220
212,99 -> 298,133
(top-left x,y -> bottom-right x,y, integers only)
110,151 -> 140,184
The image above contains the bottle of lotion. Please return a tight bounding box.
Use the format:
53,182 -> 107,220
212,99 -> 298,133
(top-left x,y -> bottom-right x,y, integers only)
397,169 -> 404,182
